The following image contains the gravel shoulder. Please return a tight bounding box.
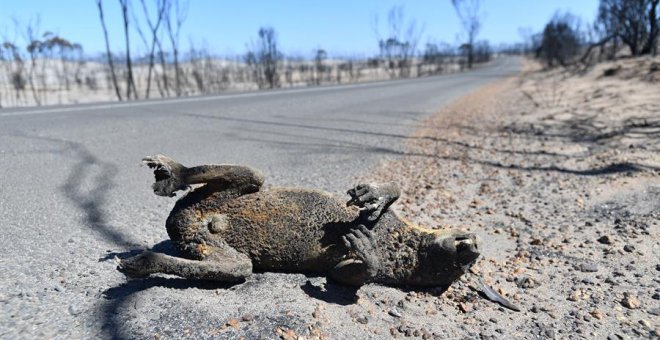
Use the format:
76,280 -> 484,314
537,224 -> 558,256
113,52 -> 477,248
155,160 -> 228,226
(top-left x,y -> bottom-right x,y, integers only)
362,57 -> 660,339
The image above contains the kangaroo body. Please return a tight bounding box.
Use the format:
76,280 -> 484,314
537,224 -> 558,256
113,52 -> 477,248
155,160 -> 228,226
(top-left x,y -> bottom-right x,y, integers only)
119,155 -> 480,287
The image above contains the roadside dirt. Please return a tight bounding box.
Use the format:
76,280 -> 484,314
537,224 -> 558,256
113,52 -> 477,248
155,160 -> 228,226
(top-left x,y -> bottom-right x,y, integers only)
358,57 -> 659,339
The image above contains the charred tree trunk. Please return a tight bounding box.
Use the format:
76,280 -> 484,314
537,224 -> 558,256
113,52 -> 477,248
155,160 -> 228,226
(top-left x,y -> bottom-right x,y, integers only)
641,0 -> 659,55
96,0 -> 122,101
119,0 -> 138,100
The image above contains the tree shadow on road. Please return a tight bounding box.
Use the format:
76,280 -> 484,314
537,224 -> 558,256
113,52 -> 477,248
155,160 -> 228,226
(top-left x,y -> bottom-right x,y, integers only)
184,111 -> 658,177
11,132 -> 136,246
501,115 -> 660,150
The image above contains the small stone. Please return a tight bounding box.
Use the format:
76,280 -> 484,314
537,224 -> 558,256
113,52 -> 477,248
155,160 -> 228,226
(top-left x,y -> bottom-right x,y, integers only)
388,308 -> 402,318
639,319 -> 651,329
621,293 -> 640,309
590,310 -> 604,320
597,235 -> 613,245
568,291 -> 585,302
479,332 -> 491,340
648,308 -> 660,316
653,292 -> 660,300
581,278 -> 595,285
356,316 -> 368,324
458,302 -> 470,313
580,263 -> 599,273
68,304 -> 83,316
515,276 -> 539,289
226,318 -> 240,329
312,305 -> 322,319
241,314 -> 254,322
623,245 -> 635,252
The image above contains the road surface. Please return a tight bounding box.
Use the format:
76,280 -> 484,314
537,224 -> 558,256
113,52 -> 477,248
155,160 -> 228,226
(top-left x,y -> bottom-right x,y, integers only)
0,57 -> 519,338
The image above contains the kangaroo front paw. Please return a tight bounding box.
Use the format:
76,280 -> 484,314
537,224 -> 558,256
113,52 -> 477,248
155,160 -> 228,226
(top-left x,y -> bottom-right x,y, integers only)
342,225 -> 380,275
118,251 -> 163,278
347,183 -> 398,222
347,184 -> 378,207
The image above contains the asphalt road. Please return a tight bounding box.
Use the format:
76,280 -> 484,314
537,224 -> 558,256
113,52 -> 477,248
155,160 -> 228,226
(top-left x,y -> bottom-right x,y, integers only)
0,57 -> 519,339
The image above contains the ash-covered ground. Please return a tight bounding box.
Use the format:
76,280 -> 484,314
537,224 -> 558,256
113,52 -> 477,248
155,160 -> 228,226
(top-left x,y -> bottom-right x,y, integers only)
361,57 -> 659,339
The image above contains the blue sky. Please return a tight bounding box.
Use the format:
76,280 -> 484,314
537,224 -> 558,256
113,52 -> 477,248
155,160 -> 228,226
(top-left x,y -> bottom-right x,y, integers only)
2,1 -> 599,57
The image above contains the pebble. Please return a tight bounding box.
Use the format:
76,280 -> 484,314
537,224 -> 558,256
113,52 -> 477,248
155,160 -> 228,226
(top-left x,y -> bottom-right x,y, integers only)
649,308 -> 660,316
581,278 -> 595,285
68,304 -> 83,316
590,310 -> 604,320
568,290 -> 588,302
639,319 -> 651,329
515,276 -> 540,289
241,314 -> 254,322
225,318 -> 240,329
580,262 -> 599,273
388,308 -> 402,318
479,332 -> 496,340
623,245 -> 635,252
597,235 -> 613,245
621,293 -> 640,309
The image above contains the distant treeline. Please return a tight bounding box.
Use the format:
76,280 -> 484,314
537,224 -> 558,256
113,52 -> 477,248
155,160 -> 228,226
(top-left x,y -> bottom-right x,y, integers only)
0,0 -> 500,108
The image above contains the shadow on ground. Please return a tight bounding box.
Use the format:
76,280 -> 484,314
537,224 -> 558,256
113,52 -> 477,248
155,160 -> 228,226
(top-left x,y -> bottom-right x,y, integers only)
181,112 -> 658,177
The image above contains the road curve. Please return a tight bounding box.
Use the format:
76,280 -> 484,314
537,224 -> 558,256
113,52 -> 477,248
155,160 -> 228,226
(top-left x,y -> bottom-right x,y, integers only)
0,57 -> 519,338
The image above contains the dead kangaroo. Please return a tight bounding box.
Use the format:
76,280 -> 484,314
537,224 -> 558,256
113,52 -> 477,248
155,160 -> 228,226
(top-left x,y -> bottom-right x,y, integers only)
119,155 -> 480,287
